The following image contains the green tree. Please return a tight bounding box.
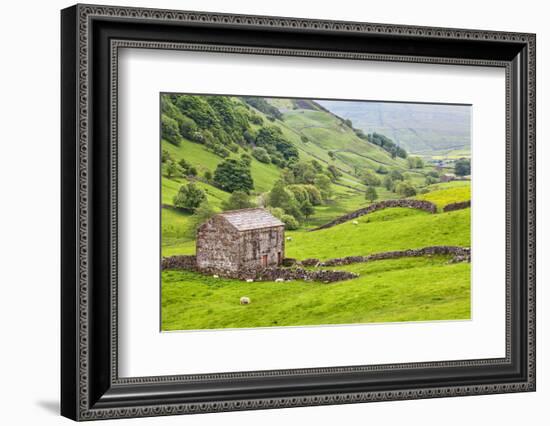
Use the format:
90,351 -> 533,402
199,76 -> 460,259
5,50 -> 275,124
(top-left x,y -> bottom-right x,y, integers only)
455,158 -> 471,176
365,186 -> 378,203
161,149 -> 172,163
362,169 -> 381,186
383,175 -> 394,191
188,202 -> 218,237
300,199 -> 315,220
252,147 -> 271,164
213,159 -> 254,193
161,114 -> 182,146
267,181 -> 303,222
390,170 -> 404,181
173,183 -> 206,212
221,191 -> 255,211
164,160 -> 182,178
203,170 -> 213,181
314,174 -> 333,200
395,181 -> 417,197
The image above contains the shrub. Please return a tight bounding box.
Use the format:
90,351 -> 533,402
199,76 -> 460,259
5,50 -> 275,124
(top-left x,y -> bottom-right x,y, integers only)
163,160 -> 183,178
173,183 -> 206,212
252,147 -> 271,164
280,214 -> 299,230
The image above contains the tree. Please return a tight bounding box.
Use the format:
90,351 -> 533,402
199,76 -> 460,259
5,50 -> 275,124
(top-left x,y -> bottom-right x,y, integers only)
173,183 -> 206,212
251,147 -> 271,164
161,114 -> 182,146
164,160 -> 182,178
267,181 -> 303,222
213,159 -> 254,193
390,170 -> 404,181
362,169 -> 381,186
395,181 -> 417,197
299,199 -> 315,220
188,202 -> 218,237
203,170 -> 212,181
383,175 -> 394,191
161,149 -> 172,163
365,186 -> 378,203
221,191 -> 255,211
455,158 -> 471,176
314,174 -> 333,200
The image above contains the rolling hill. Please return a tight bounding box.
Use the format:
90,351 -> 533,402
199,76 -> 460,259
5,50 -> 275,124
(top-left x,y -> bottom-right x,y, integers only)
316,100 -> 471,156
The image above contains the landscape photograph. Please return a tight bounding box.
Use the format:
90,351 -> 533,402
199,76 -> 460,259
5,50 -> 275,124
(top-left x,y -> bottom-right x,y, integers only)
159,93 -> 472,331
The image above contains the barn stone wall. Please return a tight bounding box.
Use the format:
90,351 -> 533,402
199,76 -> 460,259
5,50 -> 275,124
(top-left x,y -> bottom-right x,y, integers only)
196,216 -> 241,273
240,226 -> 284,270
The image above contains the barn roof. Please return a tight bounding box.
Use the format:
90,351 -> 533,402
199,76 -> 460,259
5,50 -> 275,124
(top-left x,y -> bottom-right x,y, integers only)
218,208 -> 284,231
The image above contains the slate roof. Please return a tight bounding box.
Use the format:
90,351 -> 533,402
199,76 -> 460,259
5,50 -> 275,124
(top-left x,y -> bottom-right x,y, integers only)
218,208 -> 284,231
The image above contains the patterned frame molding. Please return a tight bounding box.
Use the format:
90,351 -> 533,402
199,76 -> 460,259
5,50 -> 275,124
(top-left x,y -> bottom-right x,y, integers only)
61,3 -> 536,421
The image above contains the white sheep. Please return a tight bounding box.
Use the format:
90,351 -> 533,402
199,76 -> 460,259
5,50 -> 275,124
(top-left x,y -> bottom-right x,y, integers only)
352,220 -> 359,225
245,278 -> 254,283
240,297 -> 251,305
286,236 -> 292,241
275,278 -> 284,282
213,274 -> 219,278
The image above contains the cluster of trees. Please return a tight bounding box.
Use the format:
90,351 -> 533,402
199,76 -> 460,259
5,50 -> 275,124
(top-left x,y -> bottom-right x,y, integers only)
240,97 -> 283,121
455,158 -> 471,176
161,94 -> 300,169
260,159 -> 337,229
407,156 -> 424,169
161,150 -> 198,179
366,132 -> 408,159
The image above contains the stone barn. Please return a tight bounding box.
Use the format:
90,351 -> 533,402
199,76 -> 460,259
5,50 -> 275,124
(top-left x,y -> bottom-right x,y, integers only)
196,208 -> 285,274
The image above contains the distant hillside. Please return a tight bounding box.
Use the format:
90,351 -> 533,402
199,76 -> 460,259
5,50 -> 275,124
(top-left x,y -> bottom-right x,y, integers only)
316,100 -> 471,156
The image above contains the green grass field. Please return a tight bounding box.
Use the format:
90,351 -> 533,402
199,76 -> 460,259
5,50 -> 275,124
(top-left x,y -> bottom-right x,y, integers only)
162,255 -> 470,330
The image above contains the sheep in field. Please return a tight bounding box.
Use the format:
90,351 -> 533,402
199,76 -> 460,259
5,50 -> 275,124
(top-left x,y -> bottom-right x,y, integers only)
245,278 -> 254,283
352,220 -> 359,225
275,278 -> 284,282
240,297 -> 251,305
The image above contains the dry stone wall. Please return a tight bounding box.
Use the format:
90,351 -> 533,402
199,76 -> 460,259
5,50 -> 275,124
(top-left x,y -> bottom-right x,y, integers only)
312,246 -> 470,266
443,200 -> 471,212
310,199 -> 437,231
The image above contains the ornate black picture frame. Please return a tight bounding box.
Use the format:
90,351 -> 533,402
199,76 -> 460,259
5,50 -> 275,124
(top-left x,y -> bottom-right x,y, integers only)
61,4 -> 536,421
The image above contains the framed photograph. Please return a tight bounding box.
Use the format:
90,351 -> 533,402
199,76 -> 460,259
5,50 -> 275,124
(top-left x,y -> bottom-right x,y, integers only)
61,4 -> 536,421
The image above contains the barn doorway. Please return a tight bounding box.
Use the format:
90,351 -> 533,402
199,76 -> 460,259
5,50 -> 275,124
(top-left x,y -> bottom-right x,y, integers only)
277,252 -> 282,265
261,255 -> 268,267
